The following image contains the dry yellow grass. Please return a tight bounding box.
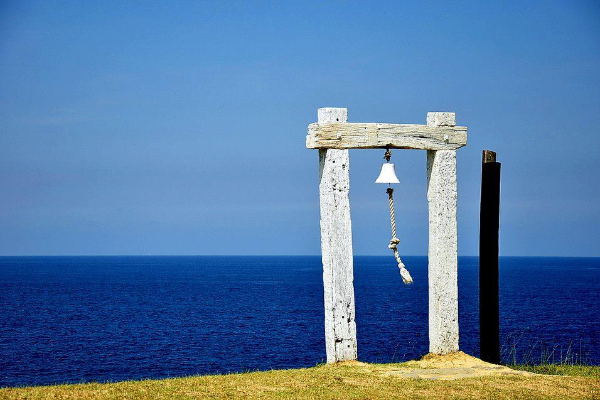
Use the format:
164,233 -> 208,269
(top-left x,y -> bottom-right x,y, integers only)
2,353 -> 599,399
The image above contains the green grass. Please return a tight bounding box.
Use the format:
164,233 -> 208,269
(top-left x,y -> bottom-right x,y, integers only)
1,362 -> 599,399
511,364 -> 600,378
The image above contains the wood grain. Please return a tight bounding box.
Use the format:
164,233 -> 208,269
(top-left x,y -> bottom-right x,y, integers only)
307,123 -> 467,150
427,113 -> 459,355
317,108 -> 358,363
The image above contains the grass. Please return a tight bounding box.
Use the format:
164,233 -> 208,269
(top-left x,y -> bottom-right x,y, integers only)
511,364 -> 600,377
501,331 -> 592,366
1,361 -> 599,399
501,336 -> 598,378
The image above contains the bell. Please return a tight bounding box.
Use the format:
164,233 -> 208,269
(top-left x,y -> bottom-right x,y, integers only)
375,163 -> 400,184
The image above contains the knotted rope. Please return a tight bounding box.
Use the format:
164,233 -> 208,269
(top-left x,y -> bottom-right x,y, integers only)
386,187 -> 413,284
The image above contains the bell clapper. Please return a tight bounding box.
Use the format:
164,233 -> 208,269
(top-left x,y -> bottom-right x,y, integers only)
375,148 -> 413,284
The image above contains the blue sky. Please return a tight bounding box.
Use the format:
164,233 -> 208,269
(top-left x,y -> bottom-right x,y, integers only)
0,1 -> 599,256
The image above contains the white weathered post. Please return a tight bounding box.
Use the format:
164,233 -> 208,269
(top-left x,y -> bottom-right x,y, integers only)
426,112 -> 459,354
318,107 -> 358,363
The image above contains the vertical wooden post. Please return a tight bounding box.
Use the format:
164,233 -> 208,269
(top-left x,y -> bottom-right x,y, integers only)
479,150 -> 501,363
426,112 -> 459,354
318,107 -> 358,363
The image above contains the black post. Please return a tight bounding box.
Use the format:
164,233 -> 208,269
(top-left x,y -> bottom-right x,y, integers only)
480,150 -> 501,363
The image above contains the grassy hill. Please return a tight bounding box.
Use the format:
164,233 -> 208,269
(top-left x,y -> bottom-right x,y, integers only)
2,356 -> 599,399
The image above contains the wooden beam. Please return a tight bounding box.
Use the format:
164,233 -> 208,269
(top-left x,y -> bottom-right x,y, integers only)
479,149 -> 501,364
318,108 -> 358,363
427,112 -> 459,355
306,122 -> 467,150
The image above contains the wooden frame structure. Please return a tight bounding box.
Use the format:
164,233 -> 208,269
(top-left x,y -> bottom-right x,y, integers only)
307,107 -> 467,363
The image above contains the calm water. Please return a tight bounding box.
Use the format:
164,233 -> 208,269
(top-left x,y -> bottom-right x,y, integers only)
0,256 -> 599,387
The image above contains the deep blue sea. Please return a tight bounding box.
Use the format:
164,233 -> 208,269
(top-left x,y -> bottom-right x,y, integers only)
1,256 -> 599,387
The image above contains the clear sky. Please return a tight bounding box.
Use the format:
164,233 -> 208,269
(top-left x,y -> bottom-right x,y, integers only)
1,1 -> 599,256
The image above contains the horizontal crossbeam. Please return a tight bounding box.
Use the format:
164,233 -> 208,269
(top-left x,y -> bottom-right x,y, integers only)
306,123 -> 467,150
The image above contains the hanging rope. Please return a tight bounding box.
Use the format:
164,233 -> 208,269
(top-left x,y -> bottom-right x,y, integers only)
386,187 -> 413,284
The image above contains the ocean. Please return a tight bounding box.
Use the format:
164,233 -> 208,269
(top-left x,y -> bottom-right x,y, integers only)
0,256 -> 598,387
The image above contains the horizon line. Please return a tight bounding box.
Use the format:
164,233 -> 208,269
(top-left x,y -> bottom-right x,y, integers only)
0,254 -> 599,259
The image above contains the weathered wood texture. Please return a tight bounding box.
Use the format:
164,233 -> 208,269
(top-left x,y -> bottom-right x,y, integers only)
306,120 -> 466,150
427,112 -> 459,355
427,112 -> 456,127
482,150 -> 497,164
318,107 -> 358,363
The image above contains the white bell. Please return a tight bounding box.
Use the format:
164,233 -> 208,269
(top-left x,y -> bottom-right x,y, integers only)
375,163 -> 400,184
